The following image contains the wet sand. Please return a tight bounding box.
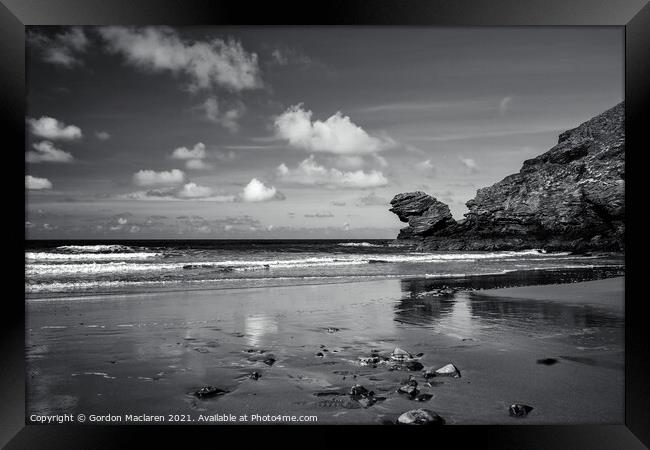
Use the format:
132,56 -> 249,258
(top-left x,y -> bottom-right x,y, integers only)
26,276 -> 624,425
477,276 -> 624,311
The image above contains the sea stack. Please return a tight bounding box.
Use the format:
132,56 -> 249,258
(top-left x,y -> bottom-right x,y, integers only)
389,102 -> 625,252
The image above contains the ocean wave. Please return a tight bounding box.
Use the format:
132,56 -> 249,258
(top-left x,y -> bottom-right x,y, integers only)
338,242 -> 382,247
26,252 -> 161,262
55,244 -> 139,253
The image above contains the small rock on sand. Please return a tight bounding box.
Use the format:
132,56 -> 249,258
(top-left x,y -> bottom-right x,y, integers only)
390,347 -> 413,361
349,384 -> 372,397
194,386 -> 227,399
536,358 -> 559,365
509,404 -> 534,417
425,363 -> 461,378
397,409 -> 445,425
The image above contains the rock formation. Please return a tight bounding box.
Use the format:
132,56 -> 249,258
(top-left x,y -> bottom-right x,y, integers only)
389,102 -> 624,252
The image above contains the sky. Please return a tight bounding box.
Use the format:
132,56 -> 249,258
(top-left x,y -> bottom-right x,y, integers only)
25,26 -> 623,239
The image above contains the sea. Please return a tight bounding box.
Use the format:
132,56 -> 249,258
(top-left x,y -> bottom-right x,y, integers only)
25,240 -> 625,299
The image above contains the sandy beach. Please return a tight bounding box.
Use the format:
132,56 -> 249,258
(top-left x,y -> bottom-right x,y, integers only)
26,276 -> 624,425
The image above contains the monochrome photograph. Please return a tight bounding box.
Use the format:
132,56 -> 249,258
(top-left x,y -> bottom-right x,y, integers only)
25,26 -> 625,425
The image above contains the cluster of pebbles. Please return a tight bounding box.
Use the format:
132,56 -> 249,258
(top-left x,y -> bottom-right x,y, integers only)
190,341 -> 533,424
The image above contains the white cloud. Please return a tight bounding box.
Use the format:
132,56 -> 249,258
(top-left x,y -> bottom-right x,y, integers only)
133,169 -> 185,187
185,159 -> 212,170
27,116 -> 82,140
171,142 -> 213,170
240,178 -> 283,202
202,97 -> 245,132
99,27 -> 261,92
274,104 -> 395,155
25,175 -> 52,190
95,131 -> 111,140
177,182 -> 214,198
117,217 -> 128,225
459,157 -> 479,173
28,27 -> 89,68
172,142 -> 206,160
26,141 -> 73,163
276,156 -> 388,189
499,96 -> 513,115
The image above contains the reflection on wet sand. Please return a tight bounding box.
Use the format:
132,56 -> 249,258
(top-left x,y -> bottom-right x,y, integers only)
397,271 -> 624,346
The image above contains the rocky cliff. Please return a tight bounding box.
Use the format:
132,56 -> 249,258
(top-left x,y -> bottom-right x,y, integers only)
390,102 -> 624,252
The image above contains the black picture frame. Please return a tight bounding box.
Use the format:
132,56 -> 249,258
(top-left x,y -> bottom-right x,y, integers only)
3,0 -> 649,447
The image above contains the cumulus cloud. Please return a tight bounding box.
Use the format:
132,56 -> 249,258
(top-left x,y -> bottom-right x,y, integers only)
202,97 -> 245,132
26,141 -> 74,163
240,178 -> 284,202
133,169 -> 185,187
172,142 -> 206,160
25,175 -> 52,190
274,104 -> 396,155
27,116 -> 82,140
459,157 -> 479,173
276,156 -> 388,189
95,131 -> 111,140
99,26 -> 261,92
171,142 -> 213,170
176,182 -> 214,198
28,27 -> 89,67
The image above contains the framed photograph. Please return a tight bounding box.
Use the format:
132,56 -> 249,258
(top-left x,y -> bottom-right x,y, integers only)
3,0 -> 649,447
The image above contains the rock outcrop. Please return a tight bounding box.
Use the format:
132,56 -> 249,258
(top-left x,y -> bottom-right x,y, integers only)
390,102 -> 624,252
